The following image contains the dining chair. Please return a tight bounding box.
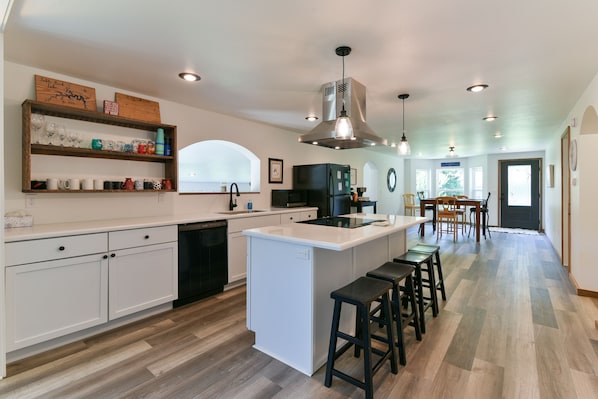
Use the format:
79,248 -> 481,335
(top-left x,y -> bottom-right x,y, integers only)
417,191 -> 435,230
455,195 -> 468,235
469,192 -> 491,239
436,196 -> 458,241
403,193 -> 419,216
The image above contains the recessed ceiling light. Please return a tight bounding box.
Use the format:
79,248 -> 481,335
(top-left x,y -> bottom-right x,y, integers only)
312,141 -> 318,145
390,142 -> 397,148
494,132 -> 502,138
466,84 -> 488,93
483,116 -> 498,121
178,72 -> 201,82
305,115 -> 319,122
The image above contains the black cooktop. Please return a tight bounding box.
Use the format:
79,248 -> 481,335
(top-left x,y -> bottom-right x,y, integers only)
299,216 -> 384,229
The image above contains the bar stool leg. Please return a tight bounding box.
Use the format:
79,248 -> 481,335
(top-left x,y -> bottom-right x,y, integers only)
434,250 -> 447,301
325,300 -> 342,388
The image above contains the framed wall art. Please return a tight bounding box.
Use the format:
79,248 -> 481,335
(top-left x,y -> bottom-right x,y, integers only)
268,158 -> 283,183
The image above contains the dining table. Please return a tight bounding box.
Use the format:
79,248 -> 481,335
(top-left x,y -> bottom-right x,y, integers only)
419,198 -> 484,243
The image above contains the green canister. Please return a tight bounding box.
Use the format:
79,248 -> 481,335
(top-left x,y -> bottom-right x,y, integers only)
156,128 -> 165,155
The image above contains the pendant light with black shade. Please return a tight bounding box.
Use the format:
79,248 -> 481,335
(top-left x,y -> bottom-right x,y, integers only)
397,93 -> 411,155
334,46 -> 354,140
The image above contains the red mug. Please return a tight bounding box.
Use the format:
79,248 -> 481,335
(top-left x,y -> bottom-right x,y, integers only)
161,179 -> 172,190
122,177 -> 134,190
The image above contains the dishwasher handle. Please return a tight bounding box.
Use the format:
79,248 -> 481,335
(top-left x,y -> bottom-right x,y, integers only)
178,220 -> 227,232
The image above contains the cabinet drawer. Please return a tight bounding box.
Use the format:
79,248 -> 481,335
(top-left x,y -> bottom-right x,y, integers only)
109,225 -> 177,250
228,215 -> 281,233
5,233 -> 108,266
280,212 -> 303,224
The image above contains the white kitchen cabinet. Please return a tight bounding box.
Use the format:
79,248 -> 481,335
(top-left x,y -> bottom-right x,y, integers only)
107,226 -> 177,320
227,214 -> 281,283
5,234 -> 109,351
4,225 -> 178,352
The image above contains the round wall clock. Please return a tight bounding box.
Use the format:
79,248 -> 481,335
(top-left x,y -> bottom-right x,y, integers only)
570,139 -> 577,171
387,168 -> 397,192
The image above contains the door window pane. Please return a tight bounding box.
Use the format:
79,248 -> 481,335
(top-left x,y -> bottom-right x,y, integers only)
436,168 -> 464,197
507,165 -> 531,206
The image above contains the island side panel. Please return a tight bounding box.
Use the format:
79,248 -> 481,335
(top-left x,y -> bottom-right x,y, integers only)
387,230 -> 407,260
312,247 -> 354,373
246,236 -> 316,375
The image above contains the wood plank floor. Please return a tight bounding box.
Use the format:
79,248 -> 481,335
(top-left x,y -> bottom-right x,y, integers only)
1,226 -> 598,398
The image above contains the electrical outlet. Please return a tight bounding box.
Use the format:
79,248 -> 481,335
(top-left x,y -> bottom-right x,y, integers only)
25,195 -> 35,208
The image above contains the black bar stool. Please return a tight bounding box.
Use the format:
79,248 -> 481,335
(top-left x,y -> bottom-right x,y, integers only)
325,276 -> 398,399
409,244 -> 447,302
393,251 -> 438,334
366,262 -> 421,366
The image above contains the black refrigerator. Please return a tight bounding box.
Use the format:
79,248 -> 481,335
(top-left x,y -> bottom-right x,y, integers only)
293,163 -> 351,218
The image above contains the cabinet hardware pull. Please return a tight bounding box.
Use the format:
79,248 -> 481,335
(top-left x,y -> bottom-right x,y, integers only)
103,254 -> 108,259
144,235 -> 150,239
58,246 -> 65,251
110,253 -> 116,258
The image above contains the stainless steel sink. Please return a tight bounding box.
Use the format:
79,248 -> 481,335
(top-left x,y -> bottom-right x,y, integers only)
217,210 -> 267,214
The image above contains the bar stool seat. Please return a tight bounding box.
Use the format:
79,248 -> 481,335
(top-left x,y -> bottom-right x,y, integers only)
366,262 -> 421,366
393,251 -> 438,334
408,244 -> 447,302
325,277 -> 397,399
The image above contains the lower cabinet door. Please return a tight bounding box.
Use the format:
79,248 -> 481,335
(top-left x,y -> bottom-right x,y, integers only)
228,232 -> 247,283
108,242 -> 178,320
6,254 -> 108,351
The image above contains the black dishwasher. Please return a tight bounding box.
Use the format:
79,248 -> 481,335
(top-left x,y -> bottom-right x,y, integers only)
174,220 -> 228,308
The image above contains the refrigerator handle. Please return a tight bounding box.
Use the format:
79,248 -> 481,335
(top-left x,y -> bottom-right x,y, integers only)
329,170 -> 334,216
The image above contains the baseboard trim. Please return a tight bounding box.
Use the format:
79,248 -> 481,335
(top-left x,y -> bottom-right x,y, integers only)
577,288 -> 598,298
569,272 -> 598,297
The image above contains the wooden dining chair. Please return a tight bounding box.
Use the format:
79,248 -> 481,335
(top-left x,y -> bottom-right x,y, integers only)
436,196 -> 458,241
403,193 -> 419,216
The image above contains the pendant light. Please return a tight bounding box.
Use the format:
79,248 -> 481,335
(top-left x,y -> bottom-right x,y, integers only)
334,46 -> 354,140
397,93 -> 411,155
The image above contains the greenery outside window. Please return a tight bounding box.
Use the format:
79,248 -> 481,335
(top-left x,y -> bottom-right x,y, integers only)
436,168 -> 464,197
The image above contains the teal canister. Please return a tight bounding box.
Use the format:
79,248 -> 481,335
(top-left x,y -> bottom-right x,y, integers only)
156,128 -> 165,155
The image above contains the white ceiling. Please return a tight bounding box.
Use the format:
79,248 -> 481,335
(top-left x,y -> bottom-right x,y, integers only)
4,0 -> 598,158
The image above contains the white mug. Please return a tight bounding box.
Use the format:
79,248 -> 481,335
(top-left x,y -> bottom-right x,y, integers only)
58,179 -> 70,190
47,178 -> 58,190
68,178 -> 80,190
82,178 -> 94,190
94,179 -> 104,190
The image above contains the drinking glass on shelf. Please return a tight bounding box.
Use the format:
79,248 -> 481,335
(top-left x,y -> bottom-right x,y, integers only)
45,122 -> 58,145
31,114 -> 45,144
57,125 -> 67,146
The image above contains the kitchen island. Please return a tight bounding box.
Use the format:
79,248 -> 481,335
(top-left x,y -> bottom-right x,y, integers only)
243,214 -> 427,376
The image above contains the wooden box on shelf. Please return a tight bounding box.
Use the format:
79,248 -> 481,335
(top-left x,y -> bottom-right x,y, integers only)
22,99 -> 178,193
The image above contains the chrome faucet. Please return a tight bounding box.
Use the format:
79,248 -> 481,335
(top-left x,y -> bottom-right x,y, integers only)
229,182 -> 240,211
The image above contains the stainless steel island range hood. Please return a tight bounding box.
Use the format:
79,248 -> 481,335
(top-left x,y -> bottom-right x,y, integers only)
298,77 -> 387,149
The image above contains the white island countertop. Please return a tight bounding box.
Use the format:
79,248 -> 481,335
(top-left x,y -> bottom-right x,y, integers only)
243,214 -> 428,251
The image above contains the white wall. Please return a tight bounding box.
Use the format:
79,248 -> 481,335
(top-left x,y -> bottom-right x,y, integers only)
554,70 -> 598,293
0,31 -> 7,378
4,62 -> 404,224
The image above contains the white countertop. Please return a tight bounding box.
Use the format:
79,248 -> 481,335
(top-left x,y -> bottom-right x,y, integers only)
243,214 -> 428,251
4,207 -> 318,242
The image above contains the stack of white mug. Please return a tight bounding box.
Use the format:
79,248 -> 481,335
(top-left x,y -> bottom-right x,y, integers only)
46,178 -> 104,190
